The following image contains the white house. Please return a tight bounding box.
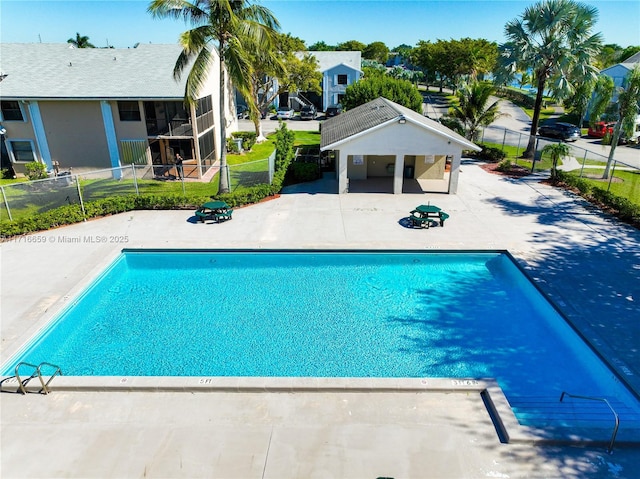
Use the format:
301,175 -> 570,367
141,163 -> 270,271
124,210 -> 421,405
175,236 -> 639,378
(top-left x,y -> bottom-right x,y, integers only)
599,51 -> 640,101
320,97 -> 481,195
305,51 -> 362,111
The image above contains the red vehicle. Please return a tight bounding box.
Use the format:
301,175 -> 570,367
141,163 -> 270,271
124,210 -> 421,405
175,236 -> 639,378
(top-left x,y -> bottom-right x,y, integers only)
587,121 -> 615,138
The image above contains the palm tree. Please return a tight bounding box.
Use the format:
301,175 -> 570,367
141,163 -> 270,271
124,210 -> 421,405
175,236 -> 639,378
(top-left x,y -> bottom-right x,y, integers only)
148,0 -> 280,194
541,141 -> 571,181
67,33 -> 95,48
449,81 -> 501,140
588,68 -> 640,178
496,0 -> 602,159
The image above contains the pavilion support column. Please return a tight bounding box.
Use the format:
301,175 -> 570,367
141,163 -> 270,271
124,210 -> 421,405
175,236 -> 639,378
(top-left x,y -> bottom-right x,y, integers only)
337,152 -> 348,194
448,153 -> 461,194
393,154 -> 403,194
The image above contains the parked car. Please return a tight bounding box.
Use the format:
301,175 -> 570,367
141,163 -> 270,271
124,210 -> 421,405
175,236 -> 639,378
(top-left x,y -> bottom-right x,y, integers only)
587,121 -> 616,138
236,105 -> 249,119
325,104 -> 342,117
537,122 -> 581,142
276,106 -> 294,120
300,104 -> 317,120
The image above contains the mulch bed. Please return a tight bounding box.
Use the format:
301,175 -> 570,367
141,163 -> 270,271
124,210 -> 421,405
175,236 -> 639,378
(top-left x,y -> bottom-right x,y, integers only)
479,162 -> 532,178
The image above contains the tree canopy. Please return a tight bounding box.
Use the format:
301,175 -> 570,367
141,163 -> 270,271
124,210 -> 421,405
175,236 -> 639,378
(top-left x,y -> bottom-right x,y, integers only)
148,0 -> 280,194
363,41 -> 390,64
342,75 -> 423,112
67,33 -> 95,48
495,0 -> 603,157
413,38 -> 498,92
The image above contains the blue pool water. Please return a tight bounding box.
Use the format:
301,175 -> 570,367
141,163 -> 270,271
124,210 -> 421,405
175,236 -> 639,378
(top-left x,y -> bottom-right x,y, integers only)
3,250 -> 639,427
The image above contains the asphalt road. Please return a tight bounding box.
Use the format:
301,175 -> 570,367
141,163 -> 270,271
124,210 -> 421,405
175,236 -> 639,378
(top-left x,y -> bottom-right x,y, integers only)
238,100 -> 640,169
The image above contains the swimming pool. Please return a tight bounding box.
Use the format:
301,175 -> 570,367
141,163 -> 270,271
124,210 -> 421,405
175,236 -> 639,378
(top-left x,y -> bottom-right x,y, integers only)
3,249 -> 639,428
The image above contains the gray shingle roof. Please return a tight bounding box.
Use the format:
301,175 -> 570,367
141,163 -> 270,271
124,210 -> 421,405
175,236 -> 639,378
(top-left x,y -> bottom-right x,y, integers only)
295,51 -> 362,73
0,43 -> 196,100
320,97 -> 480,151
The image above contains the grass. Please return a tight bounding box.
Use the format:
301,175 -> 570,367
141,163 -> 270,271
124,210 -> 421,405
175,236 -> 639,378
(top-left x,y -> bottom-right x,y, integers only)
567,168 -> 640,205
478,141 -> 554,171
1,130 -> 318,220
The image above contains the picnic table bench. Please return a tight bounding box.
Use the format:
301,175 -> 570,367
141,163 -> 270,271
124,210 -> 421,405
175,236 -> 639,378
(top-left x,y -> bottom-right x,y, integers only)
196,201 -> 232,223
410,205 -> 449,228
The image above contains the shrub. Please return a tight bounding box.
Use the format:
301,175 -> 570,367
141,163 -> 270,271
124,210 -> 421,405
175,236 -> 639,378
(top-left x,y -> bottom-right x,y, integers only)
494,87 -> 536,108
291,162 -> 320,182
1,165 -> 16,179
226,137 -> 240,153
496,159 -> 513,172
24,161 -> 48,180
232,131 -> 257,151
474,146 -> 506,162
0,124 -> 299,239
555,171 -> 640,223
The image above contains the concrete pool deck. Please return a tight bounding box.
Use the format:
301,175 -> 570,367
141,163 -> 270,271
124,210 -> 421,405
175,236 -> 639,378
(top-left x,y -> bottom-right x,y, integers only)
2,162 -> 640,478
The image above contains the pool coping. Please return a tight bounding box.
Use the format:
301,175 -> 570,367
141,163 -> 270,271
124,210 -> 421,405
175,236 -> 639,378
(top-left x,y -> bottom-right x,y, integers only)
3,375 -> 638,449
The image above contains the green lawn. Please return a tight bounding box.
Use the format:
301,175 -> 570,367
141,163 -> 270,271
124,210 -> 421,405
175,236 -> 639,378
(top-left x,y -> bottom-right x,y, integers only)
1,130 -> 318,220
567,168 -> 640,205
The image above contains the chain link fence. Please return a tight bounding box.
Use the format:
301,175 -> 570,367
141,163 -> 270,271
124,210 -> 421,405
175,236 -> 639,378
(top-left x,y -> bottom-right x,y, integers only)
1,154 -> 275,222
478,125 -> 640,207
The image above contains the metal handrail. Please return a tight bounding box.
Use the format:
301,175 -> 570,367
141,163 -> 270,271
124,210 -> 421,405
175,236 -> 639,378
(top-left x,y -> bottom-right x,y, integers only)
36,362 -> 63,395
560,391 -> 619,454
15,362 -> 40,395
14,361 -> 62,395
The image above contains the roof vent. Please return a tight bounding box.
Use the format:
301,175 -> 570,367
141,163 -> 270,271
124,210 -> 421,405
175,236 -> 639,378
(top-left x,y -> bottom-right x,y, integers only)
68,62 -> 72,67
113,57 -> 117,61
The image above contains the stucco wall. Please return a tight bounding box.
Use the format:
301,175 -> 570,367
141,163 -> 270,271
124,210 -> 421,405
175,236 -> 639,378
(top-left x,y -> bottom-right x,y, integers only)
336,121 -> 465,157
335,120 -> 468,194
39,101 -> 110,169
323,64 -> 360,110
414,154 -> 446,179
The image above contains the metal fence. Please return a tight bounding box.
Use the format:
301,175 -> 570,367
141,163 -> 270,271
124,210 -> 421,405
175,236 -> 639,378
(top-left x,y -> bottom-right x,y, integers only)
479,125 -> 640,206
228,151 -> 275,190
1,154 -> 275,222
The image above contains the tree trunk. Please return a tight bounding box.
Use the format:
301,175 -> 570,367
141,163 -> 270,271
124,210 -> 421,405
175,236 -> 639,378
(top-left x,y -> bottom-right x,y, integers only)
218,54 -> 230,194
253,116 -> 266,143
523,74 -> 547,159
602,122 -> 622,179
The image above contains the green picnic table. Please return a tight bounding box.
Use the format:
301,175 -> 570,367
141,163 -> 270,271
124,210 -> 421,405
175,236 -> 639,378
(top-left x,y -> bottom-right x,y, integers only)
410,204 -> 449,228
195,201 -> 233,223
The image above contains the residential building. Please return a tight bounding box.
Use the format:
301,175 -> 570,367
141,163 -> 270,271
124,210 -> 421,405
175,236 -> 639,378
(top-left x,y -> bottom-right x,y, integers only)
0,43 -> 236,178
307,51 -> 362,111
599,51 -> 640,102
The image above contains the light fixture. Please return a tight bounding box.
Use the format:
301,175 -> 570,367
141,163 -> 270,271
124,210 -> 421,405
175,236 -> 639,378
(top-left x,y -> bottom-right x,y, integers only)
398,116 -> 406,124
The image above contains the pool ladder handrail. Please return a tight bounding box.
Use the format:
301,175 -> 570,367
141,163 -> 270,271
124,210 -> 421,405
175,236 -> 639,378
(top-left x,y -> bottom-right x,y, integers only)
559,391 -> 619,454
14,361 -> 62,395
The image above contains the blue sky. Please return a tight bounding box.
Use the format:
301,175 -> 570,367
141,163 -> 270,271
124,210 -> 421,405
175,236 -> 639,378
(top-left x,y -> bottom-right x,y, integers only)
1,0 -> 639,49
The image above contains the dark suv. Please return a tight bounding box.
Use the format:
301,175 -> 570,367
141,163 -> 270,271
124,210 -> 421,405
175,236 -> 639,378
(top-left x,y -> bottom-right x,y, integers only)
537,122 -> 581,142
300,104 -> 317,120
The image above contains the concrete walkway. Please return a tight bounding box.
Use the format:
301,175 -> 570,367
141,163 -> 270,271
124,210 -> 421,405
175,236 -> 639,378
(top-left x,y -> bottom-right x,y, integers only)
2,162 -> 640,478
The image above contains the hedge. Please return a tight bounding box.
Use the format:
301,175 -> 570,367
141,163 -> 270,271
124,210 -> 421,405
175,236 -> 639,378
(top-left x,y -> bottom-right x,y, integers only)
555,170 -> 640,224
0,124 -> 297,239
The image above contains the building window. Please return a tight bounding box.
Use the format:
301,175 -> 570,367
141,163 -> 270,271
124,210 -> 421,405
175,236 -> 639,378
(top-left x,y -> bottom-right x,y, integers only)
1,101 -> 24,121
196,95 -> 214,133
337,74 -> 348,85
8,140 -> 36,162
198,130 -> 215,161
117,101 -> 141,121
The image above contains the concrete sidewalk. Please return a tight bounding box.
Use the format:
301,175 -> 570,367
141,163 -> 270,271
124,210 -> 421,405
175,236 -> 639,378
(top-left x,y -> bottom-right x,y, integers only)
2,162 -> 640,478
